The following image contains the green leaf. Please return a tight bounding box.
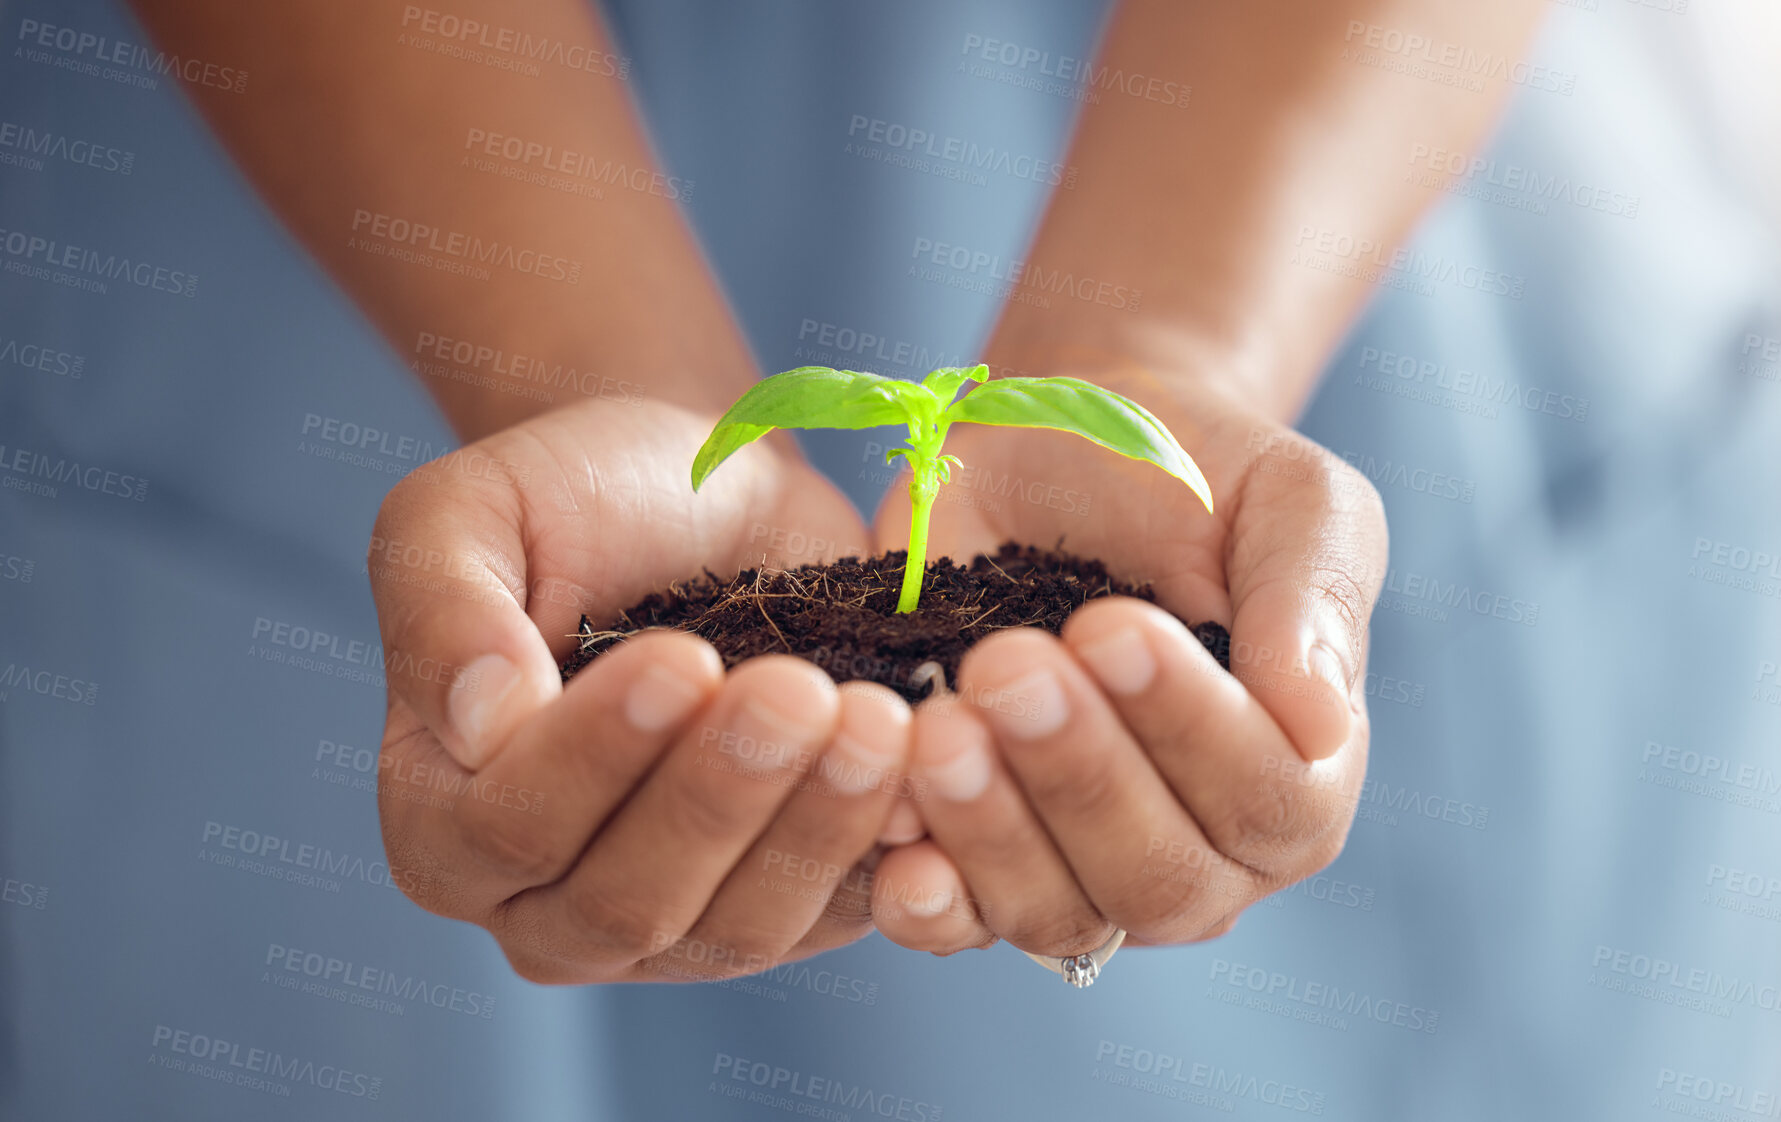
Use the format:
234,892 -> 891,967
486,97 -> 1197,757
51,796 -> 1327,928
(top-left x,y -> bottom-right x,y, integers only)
919,364 -> 990,408
944,377 -> 1214,512
691,367 -> 927,491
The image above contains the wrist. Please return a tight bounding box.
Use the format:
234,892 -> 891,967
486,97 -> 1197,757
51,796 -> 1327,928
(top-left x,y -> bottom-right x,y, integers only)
412,320 -> 758,443
981,314 -> 1304,425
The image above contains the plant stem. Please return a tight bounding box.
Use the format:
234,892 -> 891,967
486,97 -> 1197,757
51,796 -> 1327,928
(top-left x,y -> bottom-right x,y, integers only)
897,467 -> 938,613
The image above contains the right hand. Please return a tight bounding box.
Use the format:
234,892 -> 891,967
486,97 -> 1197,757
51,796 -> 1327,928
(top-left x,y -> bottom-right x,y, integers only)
370,397 -> 914,983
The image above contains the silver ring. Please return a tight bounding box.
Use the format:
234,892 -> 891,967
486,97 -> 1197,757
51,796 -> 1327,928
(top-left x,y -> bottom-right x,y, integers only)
1023,928 -> 1126,988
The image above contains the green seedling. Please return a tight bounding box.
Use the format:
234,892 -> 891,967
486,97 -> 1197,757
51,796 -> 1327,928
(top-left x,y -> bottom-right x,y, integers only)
692,364 -> 1213,613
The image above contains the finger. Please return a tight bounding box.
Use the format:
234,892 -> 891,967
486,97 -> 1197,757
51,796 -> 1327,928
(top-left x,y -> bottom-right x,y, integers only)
369,469 -> 561,770
956,627 -> 1253,945
899,693 -> 1118,957
876,798 -> 926,845
661,682 -> 914,974
1225,438 -> 1389,760
869,840 -> 996,956
1063,596 -> 1364,884
494,656 -> 840,981
378,630 -> 723,920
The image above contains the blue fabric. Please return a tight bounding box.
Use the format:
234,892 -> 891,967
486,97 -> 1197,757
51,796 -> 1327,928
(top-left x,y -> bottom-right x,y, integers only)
3,0 -> 1779,1119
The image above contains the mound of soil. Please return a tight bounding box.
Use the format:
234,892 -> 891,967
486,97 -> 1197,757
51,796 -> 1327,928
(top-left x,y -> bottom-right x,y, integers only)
561,542 -> 1230,704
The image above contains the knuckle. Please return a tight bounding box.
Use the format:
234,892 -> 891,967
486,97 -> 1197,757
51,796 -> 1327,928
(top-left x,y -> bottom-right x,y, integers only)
383,854 -> 448,915
1000,905 -> 1116,960
1312,561 -> 1376,641
456,810 -> 559,885
563,884 -> 676,962
1112,850 -> 1234,944
822,861 -> 878,926
666,922 -> 785,981
1221,780 -> 1321,866
779,800 -> 866,866
377,822 -> 466,921
1015,741 -> 1121,819
1190,911 -> 1242,943
663,770 -> 760,847
947,821 -> 1037,889
496,940 -> 587,986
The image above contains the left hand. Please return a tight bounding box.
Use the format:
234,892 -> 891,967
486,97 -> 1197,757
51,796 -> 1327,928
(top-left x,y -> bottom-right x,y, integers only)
864,361 -> 1389,957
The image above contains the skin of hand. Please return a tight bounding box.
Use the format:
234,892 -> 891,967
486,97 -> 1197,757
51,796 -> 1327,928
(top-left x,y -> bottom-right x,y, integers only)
371,395 -> 920,983
866,362 -> 1387,956
132,0 -> 1545,978
861,0 -> 1545,957
126,0 -> 937,981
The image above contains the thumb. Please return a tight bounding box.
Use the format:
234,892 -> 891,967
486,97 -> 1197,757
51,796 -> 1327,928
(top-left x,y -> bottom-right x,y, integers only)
1225,448 -> 1388,761
368,471 -> 562,771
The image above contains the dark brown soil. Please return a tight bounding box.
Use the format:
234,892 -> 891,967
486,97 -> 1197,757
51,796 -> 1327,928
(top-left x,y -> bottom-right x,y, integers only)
561,542 -> 1230,704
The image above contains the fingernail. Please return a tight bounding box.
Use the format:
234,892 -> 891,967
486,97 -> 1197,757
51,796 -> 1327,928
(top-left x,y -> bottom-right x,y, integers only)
981,667 -> 1069,741
927,733 -> 992,802
1307,641 -> 1355,744
824,731 -> 901,796
877,800 -> 926,845
447,653 -> 521,770
625,662 -> 706,733
1307,642 -> 1349,695
1075,626 -> 1157,696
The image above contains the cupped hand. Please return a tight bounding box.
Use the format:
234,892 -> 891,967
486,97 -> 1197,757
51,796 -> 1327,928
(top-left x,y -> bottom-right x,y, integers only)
866,363 -> 1388,957
371,397 -> 913,983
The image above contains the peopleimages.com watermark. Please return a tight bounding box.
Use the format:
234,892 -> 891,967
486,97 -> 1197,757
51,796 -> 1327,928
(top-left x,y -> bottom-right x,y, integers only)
1652,1067 -> 1781,1120
148,1024 -> 380,1102
460,126 -> 690,202
263,941 -> 497,1020
1340,20 -> 1578,96
311,735 -> 545,816
1291,225 -> 1526,301
247,615 -> 476,691
846,113 -> 1076,190
0,333 -> 84,380
1688,536 -> 1781,601
647,928 -> 882,1008
409,330 -> 643,408
1743,333 -> 1780,383
199,819 -> 417,896
0,661 -> 98,707
1700,862 -> 1781,924
0,119 -> 134,175
2,874 -> 49,910
1377,565 -> 1540,627
397,6 -> 629,80
1207,957 -> 1440,1034
1586,944 -> 1781,1019
1352,345 -> 1588,423
1404,142 -> 1638,219
1091,1039 -> 1328,1114
791,318 -> 968,374
15,18 -> 247,93
1637,738 -> 1781,815
0,226 -> 196,297
956,32 -> 1191,109
709,1051 -> 942,1121
907,235 -> 1140,311
347,209 -> 582,284
0,441 -> 148,503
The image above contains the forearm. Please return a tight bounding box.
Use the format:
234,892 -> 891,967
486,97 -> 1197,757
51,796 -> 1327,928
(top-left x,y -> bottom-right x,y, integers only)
984,0 -> 1549,421
127,0 -> 754,441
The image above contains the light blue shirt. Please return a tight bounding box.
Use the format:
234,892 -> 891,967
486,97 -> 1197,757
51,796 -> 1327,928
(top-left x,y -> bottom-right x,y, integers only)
3,1 -> 1778,1119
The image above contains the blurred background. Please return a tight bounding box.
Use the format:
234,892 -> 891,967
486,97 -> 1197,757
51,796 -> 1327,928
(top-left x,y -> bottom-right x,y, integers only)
3,0 -> 1780,1118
